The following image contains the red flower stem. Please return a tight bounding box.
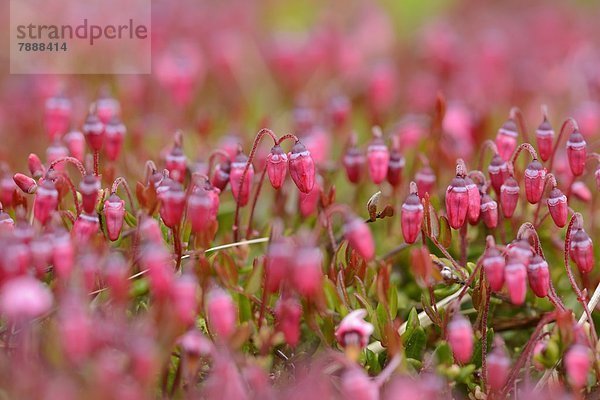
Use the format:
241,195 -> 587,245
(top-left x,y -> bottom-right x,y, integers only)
564,213 -> 598,344
93,150 -> 99,176
477,140 -> 499,171
548,117 -> 579,173
111,177 -> 137,213
233,128 -> 278,242
457,260 -> 482,301
47,156 -> 87,177
509,106 -> 530,144
173,224 -> 182,269
481,281 -> 491,393
245,166 -> 268,239
207,149 -> 230,177
501,311 -> 557,398
276,133 -> 299,145
56,171 -> 82,216
460,223 -> 468,266
509,143 -> 539,172
532,173 -> 558,226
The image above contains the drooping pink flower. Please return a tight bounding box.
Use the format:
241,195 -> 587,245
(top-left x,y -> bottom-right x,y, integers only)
527,255 -> 550,298
547,188 -> 568,228
104,194 -> 125,241
335,309 -> 374,349
401,188 -> 424,244
266,144 -> 288,190
0,276 -> 53,321
570,228 -> 594,274
495,118 -> 518,161
207,288 -> 237,339
229,151 -> 254,206
366,136 -> 390,185
486,345 -> 510,391
275,296 -> 302,347
288,141 -> 315,193
447,314 -> 473,364
565,344 -> 591,389
344,216 -> 375,261
500,176 -> 519,218
445,176 -> 469,229
536,118 -> 554,162
483,246 -> 505,292
504,259 -> 527,305
480,194 -> 499,229
524,160 -> 545,204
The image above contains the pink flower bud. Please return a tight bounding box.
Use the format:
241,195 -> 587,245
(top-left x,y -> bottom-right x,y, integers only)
527,255 -> 550,298
488,154 -> 509,194
79,174 -> 100,214
486,346 -> 510,391
565,344 -> 591,389
13,172 -> 37,194
165,146 -> 187,184
507,239 -> 533,266
58,295 -> 91,363
52,231 -> 74,279
0,176 -> 15,209
505,260 -> 527,305
83,113 -> 105,152
328,95 -> 351,128
187,187 -> 219,235
570,228 -> 594,274
415,166 -> 436,198
566,130 -> 587,177
0,276 -> 53,322
46,141 -> 69,170
500,176 -> 519,218
547,188 -> 568,228
275,296 -> 302,347
141,245 -> 173,299
536,118 -> 554,162
387,150 -> 405,188
64,130 -> 86,162
335,309 -> 374,349
158,179 -> 186,228
30,236 -> 52,276
344,216 -> 375,261
172,274 -> 198,327
288,141 -> 316,193
483,247 -> 505,292
28,153 -> 45,179
229,152 -> 254,206
447,314 -> 473,364
266,144 -> 288,189
401,191 -> 423,244
366,138 -> 390,184
207,289 -> 237,338
524,160 -> 545,204
495,119 -> 518,161
480,195 -> 499,229
104,253 -> 129,302
211,160 -> 230,191
104,118 -> 126,162
33,179 -> 58,225
44,94 -> 71,140
571,182 -> 592,203
0,210 -> 14,232
298,178 -> 321,217
96,96 -> 120,124
72,212 -> 100,243
341,367 -> 379,400
445,177 -> 469,229
465,177 -> 481,224
265,239 -> 292,293
292,243 -> 323,298
104,194 -> 125,241
139,216 -> 163,244
343,145 -> 365,184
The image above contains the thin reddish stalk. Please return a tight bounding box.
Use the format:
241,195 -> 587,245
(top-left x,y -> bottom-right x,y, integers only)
245,166 -> 268,239
48,156 -> 87,177
111,176 -> 137,213
548,117 -> 578,172
233,128 -> 278,241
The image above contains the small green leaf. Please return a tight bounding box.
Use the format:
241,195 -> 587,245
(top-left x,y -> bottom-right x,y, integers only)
471,328 -> 494,368
389,286 -> 399,319
433,341 -> 454,365
238,293 -> 252,323
438,216 -> 452,248
404,326 -> 426,360
323,279 -> 341,312
403,307 -> 420,340
244,261 -> 263,295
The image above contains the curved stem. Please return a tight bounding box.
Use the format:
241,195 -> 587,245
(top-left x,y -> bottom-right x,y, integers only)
56,172 -> 82,216
532,173 -> 558,226
93,151 -> 99,176
510,107 -> 530,144
477,140 -> 499,171
509,143 -> 539,168
207,149 -> 230,177
564,214 -> 598,344
233,128 -> 278,241
48,157 -> 87,177
276,134 -> 299,145
144,160 -> 158,184
245,166 -> 268,239
516,223 -> 544,258
111,177 -> 137,213
481,281 -> 491,392
548,118 -> 579,172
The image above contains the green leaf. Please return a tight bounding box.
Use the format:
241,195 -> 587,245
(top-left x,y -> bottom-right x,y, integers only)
403,307 -> 420,340
433,341 -> 454,365
365,349 -> 382,374
238,293 -> 252,323
406,358 -> 422,371
438,216 -> 452,248
404,326 -> 426,360
244,261 -> 263,295
388,285 -> 399,319
323,279 -> 341,312
124,210 -> 137,227
471,328 -> 494,368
